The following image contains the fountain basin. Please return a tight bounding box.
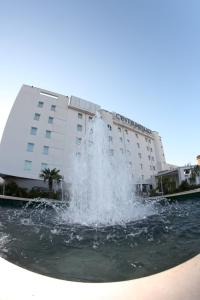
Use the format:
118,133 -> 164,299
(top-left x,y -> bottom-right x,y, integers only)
0,254 -> 200,300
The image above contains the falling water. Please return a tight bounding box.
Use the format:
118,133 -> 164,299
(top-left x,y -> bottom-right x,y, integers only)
61,114 -> 155,226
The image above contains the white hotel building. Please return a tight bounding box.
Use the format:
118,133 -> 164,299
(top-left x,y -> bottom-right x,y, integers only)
0,85 -> 167,193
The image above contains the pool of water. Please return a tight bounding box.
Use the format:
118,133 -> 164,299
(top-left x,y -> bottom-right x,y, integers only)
0,198 -> 200,282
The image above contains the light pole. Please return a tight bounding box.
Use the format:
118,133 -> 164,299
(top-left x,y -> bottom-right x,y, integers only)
160,175 -> 164,195
0,177 -> 5,196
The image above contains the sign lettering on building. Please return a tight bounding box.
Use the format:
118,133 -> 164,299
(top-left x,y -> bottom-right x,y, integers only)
113,113 -> 152,134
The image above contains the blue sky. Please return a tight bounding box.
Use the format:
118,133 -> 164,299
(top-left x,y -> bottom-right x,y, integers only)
0,0 -> 200,166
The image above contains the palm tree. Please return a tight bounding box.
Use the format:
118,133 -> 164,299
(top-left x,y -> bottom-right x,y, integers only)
39,168 -> 63,195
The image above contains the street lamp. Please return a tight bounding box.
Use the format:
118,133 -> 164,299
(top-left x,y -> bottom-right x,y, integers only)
0,177 -> 5,196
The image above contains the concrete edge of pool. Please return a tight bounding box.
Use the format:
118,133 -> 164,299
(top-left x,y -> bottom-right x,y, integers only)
0,255 -> 200,300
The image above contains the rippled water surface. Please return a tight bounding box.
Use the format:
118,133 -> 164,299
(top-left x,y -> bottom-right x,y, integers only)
0,198 -> 200,282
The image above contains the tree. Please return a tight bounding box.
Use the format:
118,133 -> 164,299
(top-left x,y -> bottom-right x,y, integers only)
190,165 -> 200,185
39,168 -> 63,196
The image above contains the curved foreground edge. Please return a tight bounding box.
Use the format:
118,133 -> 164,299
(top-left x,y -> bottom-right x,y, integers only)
0,255 -> 200,300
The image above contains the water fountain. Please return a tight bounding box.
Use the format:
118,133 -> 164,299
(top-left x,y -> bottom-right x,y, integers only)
0,114 -> 200,290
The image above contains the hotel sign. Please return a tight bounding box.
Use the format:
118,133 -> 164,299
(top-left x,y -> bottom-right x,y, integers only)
113,113 -> 152,134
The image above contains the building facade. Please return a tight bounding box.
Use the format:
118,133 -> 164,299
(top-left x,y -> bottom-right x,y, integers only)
0,85 -> 167,192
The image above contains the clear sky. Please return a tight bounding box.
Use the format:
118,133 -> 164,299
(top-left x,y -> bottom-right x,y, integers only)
0,0 -> 200,166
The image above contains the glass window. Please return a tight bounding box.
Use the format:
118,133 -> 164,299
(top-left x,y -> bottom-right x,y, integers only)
38,101 -> 44,108
140,163 -> 143,169
127,139 -> 130,143
78,113 -> 83,119
45,130 -> 51,139
30,127 -> 37,135
76,152 -> 81,158
77,124 -> 82,132
135,133 -> 138,138
120,148 -> 123,154
41,163 -> 48,170
27,143 -> 34,152
148,155 -> 151,160
125,129 -> 128,134
76,137 -> 82,145
89,116 -> 93,121
48,116 -> 54,124
107,124 -> 112,130
120,137 -> 123,142
34,113 -> 40,121
24,160 -> 32,171
137,142 -> 140,148
153,166 -> 156,170
138,153 -> 142,159
141,175 -> 144,180
108,136 -> 113,142
43,146 -> 49,155
109,149 -> 114,156
51,105 -> 56,111
118,127 -> 121,132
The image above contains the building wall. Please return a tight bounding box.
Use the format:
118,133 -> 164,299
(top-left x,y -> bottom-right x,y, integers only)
0,85 -> 167,189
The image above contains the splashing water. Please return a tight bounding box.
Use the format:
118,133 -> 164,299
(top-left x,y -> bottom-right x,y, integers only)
60,114 -> 155,226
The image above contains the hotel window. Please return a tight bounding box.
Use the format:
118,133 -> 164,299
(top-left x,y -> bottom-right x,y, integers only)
125,129 -> 128,134
78,113 -> 83,119
127,150 -> 131,155
41,163 -> 48,170
145,137 -> 148,142
127,139 -> 130,143
141,175 -> 144,180
152,156 -> 155,161
45,130 -> 51,139
137,142 -> 140,148
149,139 -> 151,144
24,160 -> 32,171
89,140 -> 93,146
140,163 -> 143,169
138,153 -> 142,159
153,166 -> 156,171
148,155 -> 151,161
43,146 -> 49,155
34,113 -> 40,121
147,146 -> 149,151
38,101 -> 44,108
89,116 -> 93,121
108,136 -> 113,142
135,133 -> 138,138
77,124 -> 83,132
76,137 -> 82,145
109,149 -> 114,156
107,124 -> 112,131
118,127 -> 121,132
120,137 -> 123,142
150,147 -> 153,152
76,152 -> 81,158
51,105 -> 56,111
48,116 -> 54,124
120,148 -> 123,154
129,161 -> 132,166
27,142 -> 34,152
150,165 -> 152,170
30,127 -> 37,135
